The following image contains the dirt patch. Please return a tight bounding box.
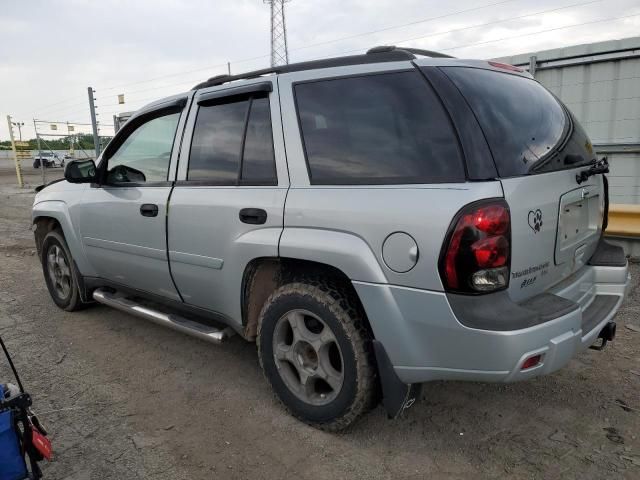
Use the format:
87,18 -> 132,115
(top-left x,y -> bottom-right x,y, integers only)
0,170 -> 638,479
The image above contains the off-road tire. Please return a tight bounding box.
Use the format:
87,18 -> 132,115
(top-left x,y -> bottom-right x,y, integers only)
257,279 -> 377,431
41,229 -> 85,311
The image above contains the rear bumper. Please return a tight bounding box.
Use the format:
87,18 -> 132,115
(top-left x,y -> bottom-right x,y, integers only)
354,257 -> 629,384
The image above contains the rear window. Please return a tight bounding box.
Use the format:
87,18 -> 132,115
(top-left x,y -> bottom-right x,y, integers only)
294,71 -> 464,185
441,67 -> 595,177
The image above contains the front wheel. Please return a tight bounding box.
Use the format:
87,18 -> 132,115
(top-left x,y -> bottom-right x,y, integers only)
257,280 -> 377,431
41,229 -> 84,311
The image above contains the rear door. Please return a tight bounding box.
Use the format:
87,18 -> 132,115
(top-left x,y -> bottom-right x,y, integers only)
168,79 -> 288,324
441,66 -> 604,301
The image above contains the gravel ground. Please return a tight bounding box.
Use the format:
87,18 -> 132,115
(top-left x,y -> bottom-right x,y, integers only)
1,168 -> 639,479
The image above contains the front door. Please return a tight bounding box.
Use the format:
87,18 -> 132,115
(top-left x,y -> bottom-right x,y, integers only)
168,80 -> 288,324
78,102 -> 187,300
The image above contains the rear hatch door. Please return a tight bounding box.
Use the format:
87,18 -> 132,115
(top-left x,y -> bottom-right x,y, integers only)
441,65 -> 604,301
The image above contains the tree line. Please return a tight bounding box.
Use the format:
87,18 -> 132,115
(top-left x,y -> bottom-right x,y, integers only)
0,134 -> 112,151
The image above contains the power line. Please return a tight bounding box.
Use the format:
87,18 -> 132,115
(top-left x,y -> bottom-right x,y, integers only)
330,0 -> 602,56
21,0 -> 583,115
95,0 -> 521,92
94,0 -> 599,109
288,0 -> 521,53
441,11 -> 640,53
35,95 -> 87,112
21,4 -> 639,123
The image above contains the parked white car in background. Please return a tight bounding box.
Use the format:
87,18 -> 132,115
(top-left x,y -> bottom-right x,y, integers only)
33,152 -> 64,168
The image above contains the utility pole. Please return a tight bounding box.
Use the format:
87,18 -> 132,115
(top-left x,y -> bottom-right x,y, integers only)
264,0 -> 291,67
67,122 -> 75,157
7,115 -> 24,188
11,120 -> 24,141
33,119 -> 45,186
87,86 -> 101,158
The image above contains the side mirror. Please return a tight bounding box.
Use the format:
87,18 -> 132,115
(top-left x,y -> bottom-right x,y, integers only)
64,159 -> 97,183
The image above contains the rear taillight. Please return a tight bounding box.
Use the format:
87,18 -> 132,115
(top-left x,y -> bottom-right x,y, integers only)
439,199 -> 511,294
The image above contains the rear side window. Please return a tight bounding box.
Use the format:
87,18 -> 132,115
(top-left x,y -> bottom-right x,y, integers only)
241,97 -> 277,183
188,95 -> 277,184
441,67 -> 595,177
294,71 -> 464,184
188,100 -> 247,182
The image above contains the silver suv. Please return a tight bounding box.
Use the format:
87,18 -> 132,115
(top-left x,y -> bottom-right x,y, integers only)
32,47 -> 629,430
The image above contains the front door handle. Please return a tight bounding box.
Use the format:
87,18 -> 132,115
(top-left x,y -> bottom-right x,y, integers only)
140,204 -> 159,217
239,208 -> 267,225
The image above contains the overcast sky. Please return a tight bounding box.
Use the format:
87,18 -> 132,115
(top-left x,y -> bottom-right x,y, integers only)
1,0 -> 639,140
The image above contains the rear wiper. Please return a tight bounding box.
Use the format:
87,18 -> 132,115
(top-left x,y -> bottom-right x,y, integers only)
576,157 -> 609,184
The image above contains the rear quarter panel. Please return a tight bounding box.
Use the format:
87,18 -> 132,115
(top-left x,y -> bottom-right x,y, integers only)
277,63 -> 504,289
281,184 -> 504,289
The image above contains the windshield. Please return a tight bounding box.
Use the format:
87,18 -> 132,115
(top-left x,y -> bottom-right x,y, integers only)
439,67 -> 596,177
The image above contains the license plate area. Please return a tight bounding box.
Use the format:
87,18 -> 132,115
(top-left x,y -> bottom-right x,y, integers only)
556,187 -> 600,266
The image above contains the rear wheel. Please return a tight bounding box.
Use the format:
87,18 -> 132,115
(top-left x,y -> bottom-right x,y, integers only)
41,230 -> 84,311
257,280 -> 377,431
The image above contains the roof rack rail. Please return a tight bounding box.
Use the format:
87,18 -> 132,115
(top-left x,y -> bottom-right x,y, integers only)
192,46 -> 452,90
366,45 -> 454,59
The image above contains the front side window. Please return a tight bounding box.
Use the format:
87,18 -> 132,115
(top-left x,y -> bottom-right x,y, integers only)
188,94 -> 277,184
106,112 -> 180,184
294,71 -> 464,184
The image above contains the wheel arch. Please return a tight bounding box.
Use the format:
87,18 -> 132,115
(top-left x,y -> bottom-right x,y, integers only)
33,216 -> 62,256
241,257 -> 373,341
32,201 -> 94,277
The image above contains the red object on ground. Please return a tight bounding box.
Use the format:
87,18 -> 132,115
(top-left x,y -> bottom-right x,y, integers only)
31,428 -> 52,461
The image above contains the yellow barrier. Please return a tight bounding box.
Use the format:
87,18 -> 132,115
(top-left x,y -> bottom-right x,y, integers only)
605,204 -> 640,238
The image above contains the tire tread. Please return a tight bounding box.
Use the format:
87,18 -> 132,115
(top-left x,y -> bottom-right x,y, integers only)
257,276 -> 377,431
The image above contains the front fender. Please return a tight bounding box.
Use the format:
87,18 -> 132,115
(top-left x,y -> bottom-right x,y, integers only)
278,228 -> 387,283
32,200 -> 95,277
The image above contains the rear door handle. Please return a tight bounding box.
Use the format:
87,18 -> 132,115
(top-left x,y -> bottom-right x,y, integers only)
239,208 -> 267,225
140,204 -> 159,217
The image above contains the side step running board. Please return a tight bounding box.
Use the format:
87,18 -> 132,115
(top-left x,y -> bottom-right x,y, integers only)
92,288 -> 235,344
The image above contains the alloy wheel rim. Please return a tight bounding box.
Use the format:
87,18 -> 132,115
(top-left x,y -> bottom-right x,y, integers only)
272,309 -> 344,406
47,244 -> 71,300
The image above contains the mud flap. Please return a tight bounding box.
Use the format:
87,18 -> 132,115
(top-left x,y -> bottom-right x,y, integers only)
372,340 -> 421,419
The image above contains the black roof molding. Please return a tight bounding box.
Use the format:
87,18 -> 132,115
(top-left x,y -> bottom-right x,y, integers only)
367,45 -> 454,59
191,46 -> 453,90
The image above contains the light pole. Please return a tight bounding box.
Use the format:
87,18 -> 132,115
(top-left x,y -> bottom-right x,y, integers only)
11,121 -> 24,141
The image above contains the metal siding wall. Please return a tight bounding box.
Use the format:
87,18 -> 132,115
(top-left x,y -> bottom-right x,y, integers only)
538,58 -> 640,203
606,153 -> 640,204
